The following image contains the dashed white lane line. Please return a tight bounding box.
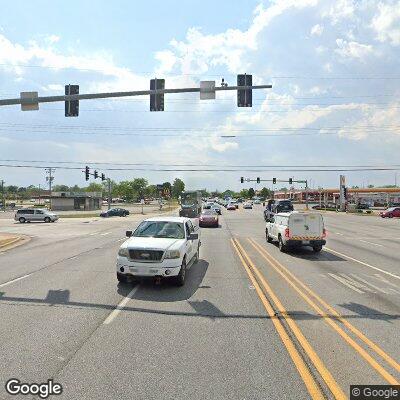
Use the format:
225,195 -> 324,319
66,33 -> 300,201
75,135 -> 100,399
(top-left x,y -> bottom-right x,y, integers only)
100,232 -> 112,236
335,232 -> 345,236
0,273 -> 32,288
103,286 -> 139,325
359,239 -> 384,247
325,247 -> 400,281
328,273 -> 364,294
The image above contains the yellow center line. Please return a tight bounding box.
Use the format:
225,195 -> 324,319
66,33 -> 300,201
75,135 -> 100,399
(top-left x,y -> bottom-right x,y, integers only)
231,239 -> 324,400
248,238 -> 400,385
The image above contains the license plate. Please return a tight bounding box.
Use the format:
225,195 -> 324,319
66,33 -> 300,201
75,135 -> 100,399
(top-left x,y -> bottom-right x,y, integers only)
302,240 -> 310,245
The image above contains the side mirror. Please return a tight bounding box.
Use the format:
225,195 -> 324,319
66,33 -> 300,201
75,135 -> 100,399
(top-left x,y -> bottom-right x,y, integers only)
189,233 -> 199,241
126,230 -> 132,237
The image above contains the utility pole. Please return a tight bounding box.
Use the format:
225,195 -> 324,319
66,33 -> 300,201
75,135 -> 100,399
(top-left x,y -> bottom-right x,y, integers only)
45,168 -> 55,210
107,178 -> 111,211
1,180 -> 5,211
305,180 -> 309,210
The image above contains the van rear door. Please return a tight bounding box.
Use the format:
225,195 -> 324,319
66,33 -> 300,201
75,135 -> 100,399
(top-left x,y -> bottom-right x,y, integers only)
289,213 -> 323,239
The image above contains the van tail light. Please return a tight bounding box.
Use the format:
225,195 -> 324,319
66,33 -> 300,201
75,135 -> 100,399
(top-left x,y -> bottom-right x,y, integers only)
285,228 -> 290,238
322,228 -> 327,238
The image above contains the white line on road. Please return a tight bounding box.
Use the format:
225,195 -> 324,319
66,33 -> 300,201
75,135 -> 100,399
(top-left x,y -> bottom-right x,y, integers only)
328,273 -> 364,293
103,286 -> 139,325
100,232 -> 111,236
335,232 -> 345,236
0,273 -> 32,288
359,240 -> 383,247
349,274 -> 389,294
325,247 -> 400,281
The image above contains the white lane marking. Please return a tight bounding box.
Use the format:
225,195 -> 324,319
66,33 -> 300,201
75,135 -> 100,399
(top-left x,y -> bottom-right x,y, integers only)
100,232 -> 111,236
89,233 -> 97,236
328,273 -> 364,294
325,247 -> 400,281
0,273 -> 32,288
359,239 -> 383,247
117,238 -> 126,242
350,274 -> 389,294
103,286 -> 139,325
335,232 -> 345,236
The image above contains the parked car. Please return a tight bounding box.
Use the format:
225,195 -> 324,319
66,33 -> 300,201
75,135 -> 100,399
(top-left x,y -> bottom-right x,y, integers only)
380,207 -> 400,218
243,202 -> 253,209
265,211 -> 326,253
116,217 -> 200,286
14,208 -> 59,223
100,208 -> 130,217
312,202 -> 337,210
227,203 -> 236,210
356,203 -> 370,210
254,199 -> 261,204
199,210 -> 219,227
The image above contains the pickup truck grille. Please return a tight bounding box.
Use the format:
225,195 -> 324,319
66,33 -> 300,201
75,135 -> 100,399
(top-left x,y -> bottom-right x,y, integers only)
128,249 -> 164,262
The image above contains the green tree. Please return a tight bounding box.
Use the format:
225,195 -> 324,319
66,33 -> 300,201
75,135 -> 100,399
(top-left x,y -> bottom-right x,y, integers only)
239,189 -> 249,198
260,187 -> 272,199
172,178 -> 185,199
131,178 -> 148,197
53,185 -> 70,192
85,182 -> 104,193
248,187 -> 255,198
114,181 -> 135,201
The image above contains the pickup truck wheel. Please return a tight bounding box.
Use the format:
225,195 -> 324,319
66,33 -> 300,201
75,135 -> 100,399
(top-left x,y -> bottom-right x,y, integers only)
117,272 -> 127,283
175,258 -> 187,286
313,245 -> 323,253
266,229 -> 272,243
19,217 -> 26,223
278,236 -> 286,252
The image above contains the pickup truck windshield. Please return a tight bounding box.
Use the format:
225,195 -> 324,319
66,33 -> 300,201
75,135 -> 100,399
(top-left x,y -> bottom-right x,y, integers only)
133,221 -> 185,239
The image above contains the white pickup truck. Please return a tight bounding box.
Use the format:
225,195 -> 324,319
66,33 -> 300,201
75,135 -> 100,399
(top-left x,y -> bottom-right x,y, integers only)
265,211 -> 326,252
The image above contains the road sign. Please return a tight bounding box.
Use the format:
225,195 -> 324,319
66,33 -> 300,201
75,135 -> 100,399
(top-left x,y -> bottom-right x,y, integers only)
200,81 -> 216,100
20,92 -> 39,111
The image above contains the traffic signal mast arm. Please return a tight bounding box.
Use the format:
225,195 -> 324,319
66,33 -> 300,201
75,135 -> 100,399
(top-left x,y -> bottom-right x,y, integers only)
241,178 -> 307,184
0,83 -> 272,107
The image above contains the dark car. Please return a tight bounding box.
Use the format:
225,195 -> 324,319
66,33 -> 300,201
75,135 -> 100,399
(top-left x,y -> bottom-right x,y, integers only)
356,203 -> 370,210
211,205 -> 222,215
380,207 -> 400,218
100,208 -> 130,217
273,200 -> 294,213
199,210 -> 219,227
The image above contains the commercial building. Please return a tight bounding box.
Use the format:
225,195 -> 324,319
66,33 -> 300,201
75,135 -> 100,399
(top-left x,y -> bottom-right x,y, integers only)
51,192 -> 102,211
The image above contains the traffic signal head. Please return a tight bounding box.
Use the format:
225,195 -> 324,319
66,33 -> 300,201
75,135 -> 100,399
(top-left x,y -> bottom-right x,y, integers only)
150,78 -> 165,111
273,178 -> 277,184
343,187 -> 348,199
237,74 -> 252,107
85,166 -> 90,181
94,170 -> 98,179
101,173 -> 106,181
289,178 -> 293,185
240,177 -> 244,184
257,177 -> 260,184
65,84 -> 79,117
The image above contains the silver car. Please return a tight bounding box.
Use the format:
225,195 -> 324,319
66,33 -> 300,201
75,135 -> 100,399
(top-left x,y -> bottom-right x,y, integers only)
14,208 -> 59,223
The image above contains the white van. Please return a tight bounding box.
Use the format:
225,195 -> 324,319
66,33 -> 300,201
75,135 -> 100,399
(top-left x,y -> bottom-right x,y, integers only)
14,208 -> 59,223
265,211 -> 326,252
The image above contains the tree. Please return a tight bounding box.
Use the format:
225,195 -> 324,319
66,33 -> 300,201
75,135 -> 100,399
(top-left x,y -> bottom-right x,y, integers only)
260,187 -> 272,199
248,187 -> 255,198
239,189 -> 249,199
367,184 -> 374,188
114,181 -> 135,201
172,178 -> 185,199
131,178 -> 148,197
85,183 -> 103,193
53,185 -> 69,192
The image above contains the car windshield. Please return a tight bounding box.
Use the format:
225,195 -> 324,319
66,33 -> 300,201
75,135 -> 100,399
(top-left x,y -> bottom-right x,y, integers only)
133,221 -> 185,239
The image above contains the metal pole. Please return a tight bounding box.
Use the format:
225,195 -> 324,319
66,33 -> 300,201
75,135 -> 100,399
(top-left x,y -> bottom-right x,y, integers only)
305,180 -> 309,210
1,180 -> 4,211
107,178 -> 111,210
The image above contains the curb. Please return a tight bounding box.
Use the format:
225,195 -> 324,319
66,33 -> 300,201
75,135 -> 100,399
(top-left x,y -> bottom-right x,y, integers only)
0,236 -> 21,249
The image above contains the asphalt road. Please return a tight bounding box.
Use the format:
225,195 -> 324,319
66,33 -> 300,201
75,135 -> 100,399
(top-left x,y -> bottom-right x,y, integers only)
0,206 -> 399,399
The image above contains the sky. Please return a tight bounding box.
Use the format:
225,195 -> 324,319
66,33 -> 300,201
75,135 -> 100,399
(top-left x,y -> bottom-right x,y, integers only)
0,0 -> 400,192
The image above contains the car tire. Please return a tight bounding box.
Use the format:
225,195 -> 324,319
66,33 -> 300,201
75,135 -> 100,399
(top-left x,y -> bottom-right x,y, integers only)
266,229 -> 272,243
388,214 -> 393,218
19,217 -> 26,223
44,217 -> 51,223
175,257 -> 187,286
313,246 -> 323,253
278,236 -> 286,252
117,272 -> 128,283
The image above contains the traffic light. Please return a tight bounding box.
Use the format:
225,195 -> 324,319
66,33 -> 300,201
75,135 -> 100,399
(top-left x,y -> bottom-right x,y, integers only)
94,170 -> 98,179
240,177 -> 244,183
273,178 -> 277,184
150,78 -> 165,111
237,74 -> 252,107
101,173 -> 106,181
85,166 -> 90,181
65,84 -> 79,117
343,187 -> 348,200
257,177 -> 260,184
289,178 -> 293,185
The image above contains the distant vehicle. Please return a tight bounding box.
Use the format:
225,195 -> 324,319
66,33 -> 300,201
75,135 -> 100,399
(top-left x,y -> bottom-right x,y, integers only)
263,199 -> 276,221
389,202 -> 400,207
254,199 -> 261,204
15,208 -> 59,223
243,202 -> 253,209
356,203 -> 370,210
179,191 -> 202,218
380,207 -> 400,218
312,202 -> 337,210
211,205 -> 222,215
199,210 -> 219,227
272,200 -> 294,214
227,203 -> 236,210
203,203 -> 213,210
117,216 -> 200,286
265,212 -> 326,253
100,208 -> 129,217
230,200 -> 239,209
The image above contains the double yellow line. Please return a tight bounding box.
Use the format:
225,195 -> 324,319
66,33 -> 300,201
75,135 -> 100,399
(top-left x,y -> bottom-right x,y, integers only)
232,237 -> 400,399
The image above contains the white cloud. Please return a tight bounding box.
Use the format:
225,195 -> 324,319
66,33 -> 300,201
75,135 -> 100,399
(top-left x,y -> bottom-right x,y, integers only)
335,38 -> 374,59
46,34 -> 60,44
311,24 -> 324,36
371,2 -> 400,46
324,0 -> 356,25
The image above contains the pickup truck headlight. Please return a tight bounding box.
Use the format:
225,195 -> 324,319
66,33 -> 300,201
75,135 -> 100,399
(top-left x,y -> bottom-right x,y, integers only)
118,248 -> 129,257
164,250 -> 181,259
